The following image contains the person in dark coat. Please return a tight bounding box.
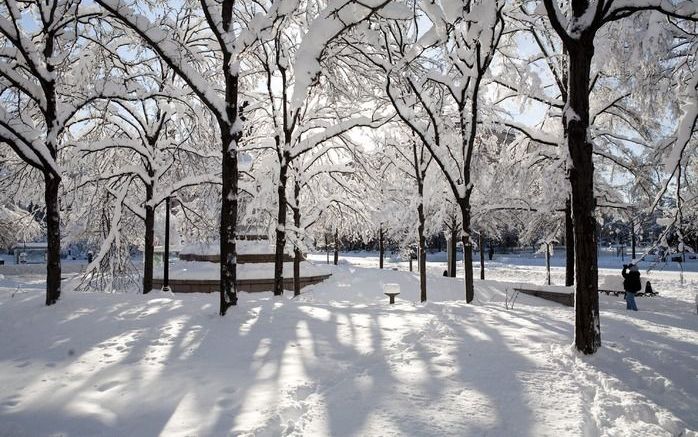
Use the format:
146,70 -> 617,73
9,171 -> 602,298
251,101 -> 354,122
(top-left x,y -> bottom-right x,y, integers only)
622,261 -> 641,311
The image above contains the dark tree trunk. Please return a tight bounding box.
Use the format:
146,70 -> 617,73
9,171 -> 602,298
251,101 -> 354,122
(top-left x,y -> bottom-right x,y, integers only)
567,39 -> 600,354
293,179 -> 302,297
41,24 -> 61,307
143,184 -> 155,294
419,242 -> 426,302
218,7 -> 242,315
274,158 -> 289,296
565,197 -> 575,287
333,229 -> 339,265
479,233 -> 485,280
546,243 -> 551,286
462,234 -> 474,303
449,228 -> 457,277
45,172 -> 61,306
163,196 -> 171,290
417,200 -> 427,302
631,219 -> 636,260
379,226 -> 384,269
325,233 -> 330,264
218,1 -> 242,316
293,248 -> 301,296
219,128 -> 239,316
459,203 -> 474,303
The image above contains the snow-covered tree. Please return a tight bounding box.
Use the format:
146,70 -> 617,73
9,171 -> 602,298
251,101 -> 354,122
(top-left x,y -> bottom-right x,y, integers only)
380,127 -> 433,301
247,1 -> 389,296
540,0 -> 698,354
649,18 -> 697,260
96,0 -> 394,313
352,0 -> 506,302
76,78 -> 219,292
0,0 -> 115,305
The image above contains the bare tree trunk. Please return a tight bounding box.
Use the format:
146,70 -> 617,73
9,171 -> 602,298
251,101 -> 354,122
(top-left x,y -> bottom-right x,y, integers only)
45,172 -> 61,306
631,219 -> 636,260
293,179 -> 302,297
218,1 -> 241,316
565,197 -> 574,287
462,234 -> 474,303
274,159 -> 289,296
293,247 -> 301,296
43,46 -> 61,306
163,197 -> 171,290
325,233 -> 329,264
479,233 -> 485,280
449,228 -> 457,277
333,229 -> 339,265
220,128 -> 239,316
459,204 -> 474,303
379,226 -> 384,269
567,40 -> 600,354
546,243 -> 551,286
143,184 -> 154,294
417,200 -> 427,302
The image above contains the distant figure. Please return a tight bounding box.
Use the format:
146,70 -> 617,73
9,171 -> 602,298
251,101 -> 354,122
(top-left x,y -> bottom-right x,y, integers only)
622,261 -> 641,311
443,270 -> 448,277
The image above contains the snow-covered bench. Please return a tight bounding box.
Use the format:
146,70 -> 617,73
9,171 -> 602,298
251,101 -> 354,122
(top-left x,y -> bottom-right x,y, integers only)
598,275 -> 658,297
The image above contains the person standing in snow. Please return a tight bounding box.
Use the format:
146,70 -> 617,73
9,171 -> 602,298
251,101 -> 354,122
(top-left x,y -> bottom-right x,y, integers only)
622,262 -> 641,311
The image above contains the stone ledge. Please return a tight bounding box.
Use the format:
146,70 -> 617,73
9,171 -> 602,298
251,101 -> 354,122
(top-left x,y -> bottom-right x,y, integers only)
513,288 -> 574,307
153,274 -> 331,293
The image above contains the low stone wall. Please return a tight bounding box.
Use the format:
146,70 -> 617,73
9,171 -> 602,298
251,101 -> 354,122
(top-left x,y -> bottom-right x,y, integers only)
152,274 -> 331,293
178,253 -> 295,263
514,288 -> 574,307
0,262 -> 88,276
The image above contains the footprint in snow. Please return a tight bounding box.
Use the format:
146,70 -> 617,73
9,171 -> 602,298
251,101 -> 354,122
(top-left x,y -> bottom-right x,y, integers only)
2,395 -> 21,407
96,380 -> 122,392
216,397 -> 235,408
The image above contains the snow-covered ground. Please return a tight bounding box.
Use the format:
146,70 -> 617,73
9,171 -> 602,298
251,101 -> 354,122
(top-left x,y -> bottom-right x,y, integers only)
0,253 -> 696,436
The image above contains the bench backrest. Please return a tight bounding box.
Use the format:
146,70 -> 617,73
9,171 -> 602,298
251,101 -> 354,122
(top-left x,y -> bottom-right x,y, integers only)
599,275 -> 649,291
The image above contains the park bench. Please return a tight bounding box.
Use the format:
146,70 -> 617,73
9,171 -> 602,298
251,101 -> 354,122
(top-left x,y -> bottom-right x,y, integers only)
598,276 -> 658,297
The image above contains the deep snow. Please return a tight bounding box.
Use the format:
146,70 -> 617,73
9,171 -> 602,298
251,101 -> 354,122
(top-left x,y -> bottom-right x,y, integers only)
0,253 -> 696,436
